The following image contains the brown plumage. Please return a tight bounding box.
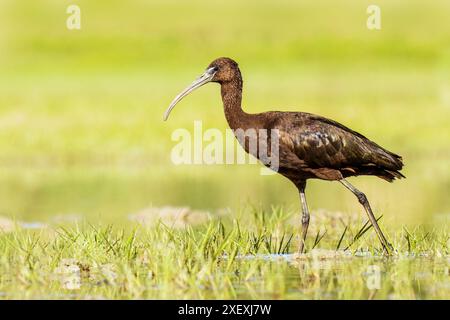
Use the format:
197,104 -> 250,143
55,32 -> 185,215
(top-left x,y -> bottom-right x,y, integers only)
164,57 -> 405,254
272,112 -> 404,182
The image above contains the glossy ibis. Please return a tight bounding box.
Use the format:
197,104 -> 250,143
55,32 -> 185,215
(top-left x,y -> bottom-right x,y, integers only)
164,57 -> 404,254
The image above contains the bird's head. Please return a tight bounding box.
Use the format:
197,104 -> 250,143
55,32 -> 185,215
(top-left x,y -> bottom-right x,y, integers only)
163,57 -> 240,121
207,57 -> 240,84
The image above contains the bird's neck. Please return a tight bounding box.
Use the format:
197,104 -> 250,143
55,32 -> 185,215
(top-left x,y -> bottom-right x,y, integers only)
221,78 -> 251,130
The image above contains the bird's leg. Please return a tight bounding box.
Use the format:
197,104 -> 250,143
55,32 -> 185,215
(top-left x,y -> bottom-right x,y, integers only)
297,181 -> 309,254
340,179 -> 393,254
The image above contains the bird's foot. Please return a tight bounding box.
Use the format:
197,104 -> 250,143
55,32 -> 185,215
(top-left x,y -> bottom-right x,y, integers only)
381,241 -> 396,256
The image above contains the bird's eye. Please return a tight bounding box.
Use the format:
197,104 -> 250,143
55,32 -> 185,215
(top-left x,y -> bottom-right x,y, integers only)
206,66 -> 219,75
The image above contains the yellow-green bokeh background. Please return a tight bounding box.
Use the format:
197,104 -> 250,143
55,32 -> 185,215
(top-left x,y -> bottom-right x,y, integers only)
0,0 -> 449,225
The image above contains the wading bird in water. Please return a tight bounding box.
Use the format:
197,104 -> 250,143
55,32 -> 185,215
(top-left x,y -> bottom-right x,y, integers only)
164,57 -> 404,254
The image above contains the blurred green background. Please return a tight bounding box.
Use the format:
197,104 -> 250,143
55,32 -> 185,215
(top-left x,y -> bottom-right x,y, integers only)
0,0 -> 449,226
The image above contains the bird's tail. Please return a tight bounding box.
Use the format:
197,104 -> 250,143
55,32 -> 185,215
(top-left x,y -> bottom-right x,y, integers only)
378,169 -> 405,182
377,150 -> 405,181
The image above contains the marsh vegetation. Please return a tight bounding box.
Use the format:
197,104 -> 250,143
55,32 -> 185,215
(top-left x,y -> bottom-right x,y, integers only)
0,0 -> 449,299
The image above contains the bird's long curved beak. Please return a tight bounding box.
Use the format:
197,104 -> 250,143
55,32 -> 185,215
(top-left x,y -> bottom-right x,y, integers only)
163,67 -> 217,121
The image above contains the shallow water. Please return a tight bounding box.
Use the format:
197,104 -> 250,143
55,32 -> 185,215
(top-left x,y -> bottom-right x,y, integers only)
231,251 -> 450,299
1,250 -> 447,300
1,154 -> 449,228
0,157 -> 447,300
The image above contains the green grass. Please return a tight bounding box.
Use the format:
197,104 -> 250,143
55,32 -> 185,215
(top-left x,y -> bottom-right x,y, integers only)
0,208 -> 448,299
0,0 -> 449,299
